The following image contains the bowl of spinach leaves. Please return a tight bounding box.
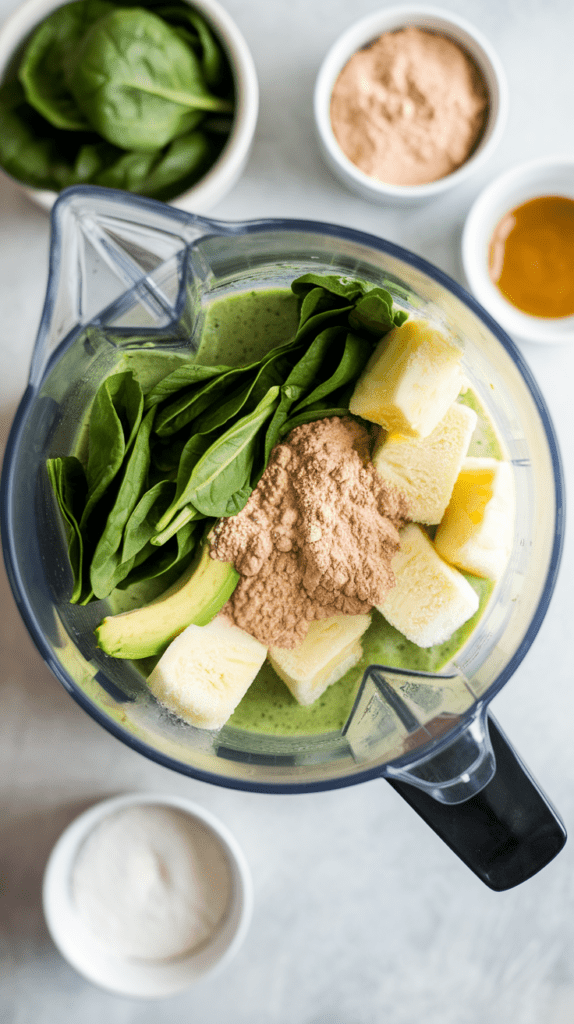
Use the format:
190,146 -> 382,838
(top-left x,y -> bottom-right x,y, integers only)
0,0 -> 258,210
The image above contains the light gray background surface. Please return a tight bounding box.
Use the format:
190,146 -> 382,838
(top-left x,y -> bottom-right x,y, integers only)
2,1 -> 574,1021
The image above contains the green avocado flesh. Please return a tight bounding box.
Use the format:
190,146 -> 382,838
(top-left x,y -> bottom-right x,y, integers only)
95,543 -> 239,659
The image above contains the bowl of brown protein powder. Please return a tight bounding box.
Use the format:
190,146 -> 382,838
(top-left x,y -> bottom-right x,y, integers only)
314,5 -> 508,203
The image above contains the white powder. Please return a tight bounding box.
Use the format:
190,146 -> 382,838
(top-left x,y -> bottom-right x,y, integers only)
71,804 -> 232,961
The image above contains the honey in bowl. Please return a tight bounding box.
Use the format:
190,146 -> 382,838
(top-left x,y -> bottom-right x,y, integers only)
488,195 -> 574,318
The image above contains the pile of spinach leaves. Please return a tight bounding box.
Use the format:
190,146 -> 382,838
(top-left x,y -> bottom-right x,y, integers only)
0,0 -> 234,199
47,273 -> 408,605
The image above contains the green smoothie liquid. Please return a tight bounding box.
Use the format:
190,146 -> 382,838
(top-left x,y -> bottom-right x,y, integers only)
187,287 -> 500,738
195,288 -> 301,366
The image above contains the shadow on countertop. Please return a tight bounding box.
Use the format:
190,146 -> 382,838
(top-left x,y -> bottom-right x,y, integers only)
0,797 -> 95,942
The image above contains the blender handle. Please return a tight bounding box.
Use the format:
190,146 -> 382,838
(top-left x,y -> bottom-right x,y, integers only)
386,713 -> 566,890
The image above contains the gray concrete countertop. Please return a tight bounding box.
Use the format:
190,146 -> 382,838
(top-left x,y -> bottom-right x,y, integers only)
2,2 -> 574,1022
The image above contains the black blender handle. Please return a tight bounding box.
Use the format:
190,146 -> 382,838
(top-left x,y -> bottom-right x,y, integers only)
387,713 -> 567,890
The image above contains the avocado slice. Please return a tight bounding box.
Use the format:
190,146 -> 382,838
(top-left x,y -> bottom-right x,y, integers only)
95,541 -> 239,660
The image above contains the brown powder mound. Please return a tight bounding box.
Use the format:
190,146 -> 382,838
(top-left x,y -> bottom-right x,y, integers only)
330,27 -> 488,187
210,416 -> 410,648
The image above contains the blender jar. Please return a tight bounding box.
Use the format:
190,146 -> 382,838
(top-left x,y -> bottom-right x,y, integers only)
1,186 -> 566,890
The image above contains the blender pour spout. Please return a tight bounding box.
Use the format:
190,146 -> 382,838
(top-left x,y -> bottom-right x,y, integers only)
28,185 -> 213,388
344,664 -> 495,804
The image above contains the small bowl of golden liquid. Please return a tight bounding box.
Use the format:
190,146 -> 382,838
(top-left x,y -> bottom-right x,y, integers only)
462,157 -> 574,344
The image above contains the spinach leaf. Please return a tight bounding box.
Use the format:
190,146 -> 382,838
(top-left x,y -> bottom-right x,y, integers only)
144,433 -> 211,547
156,385 -> 280,523
289,332 -> 372,413
297,284 -> 354,329
189,377 -> 255,435
263,384 -> 299,465
151,505 -> 203,546
171,432 -> 212,509
264,326 -> 344,460
44,376 -> 146,605
18,0 -> 114,130
292,273 -> 408,334
45,455 -> 88,603
349,288 -> 409,333
68,140 -> 118,183
244,349 -> 300,412
150,433 -> 188,475
150,344 -> 294,435
190,347 -> 296,435
154,4 -> 227,87
188,384 -> 279,517
0,81 -> 96,190
291,273 -> 366,302
68,7 -> 233,151
292,299 -> 354,345
76,371 -> 143,601
89,405 -> 156,599
297,286 -> 331,326
284,325 -> 345,395
121,479 -> 176,562
110,477 -> 202,587
145,362 -> 232,407
278,404 -> 351,437
0,80 -> 213,200
94,129 -> 214,197
154,365 -> 252,436
116,515 -> 202,589
136,130 -> 213,195
222,482 -> 257,518
82,371 -> 143,510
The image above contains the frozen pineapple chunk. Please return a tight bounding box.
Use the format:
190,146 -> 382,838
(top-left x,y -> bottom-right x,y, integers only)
349,318 -> 465,437
147,615 -> 267,730
372,401 -> 477,524
434,457 -> 515,580
269,613 -> 371,706
377,524 -> 479,648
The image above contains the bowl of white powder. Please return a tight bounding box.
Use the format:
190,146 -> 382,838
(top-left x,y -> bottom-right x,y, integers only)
42,792 -> 253,997
314,5 -> 508,203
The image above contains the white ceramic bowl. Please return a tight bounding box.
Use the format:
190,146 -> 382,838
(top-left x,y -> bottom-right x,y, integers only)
314,5 -> 508,204
462,156 -> 574,345
0,0 -> 258,213
42,793 -> 253,998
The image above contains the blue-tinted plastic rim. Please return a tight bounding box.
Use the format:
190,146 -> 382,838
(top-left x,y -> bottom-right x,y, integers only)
0,186 -> 566,794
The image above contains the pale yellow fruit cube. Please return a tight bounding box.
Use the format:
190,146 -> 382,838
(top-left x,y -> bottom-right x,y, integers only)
372,401 -> 477,524
147,616 -> 267,730
377,524 -> 479,648
269,613 -> 371,706
434,457 -> 515,580
349,318 -> 465,437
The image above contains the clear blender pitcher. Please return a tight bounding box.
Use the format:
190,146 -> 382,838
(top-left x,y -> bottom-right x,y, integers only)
1,186 -> 566,890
